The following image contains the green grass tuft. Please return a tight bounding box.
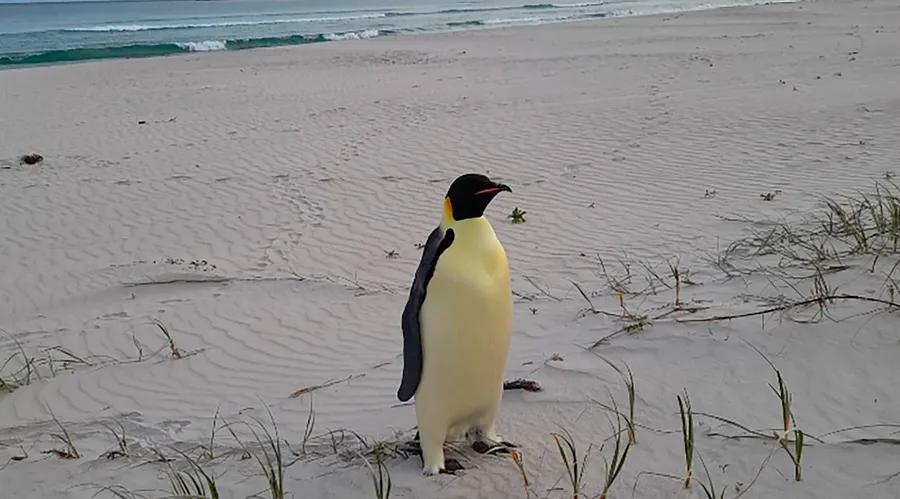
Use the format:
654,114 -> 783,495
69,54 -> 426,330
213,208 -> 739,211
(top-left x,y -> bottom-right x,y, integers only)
677,390 -> 694,489
552,429 -> 590,499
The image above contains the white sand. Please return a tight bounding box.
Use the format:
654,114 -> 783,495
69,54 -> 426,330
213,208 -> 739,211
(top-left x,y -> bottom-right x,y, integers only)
2,0 -> 900,497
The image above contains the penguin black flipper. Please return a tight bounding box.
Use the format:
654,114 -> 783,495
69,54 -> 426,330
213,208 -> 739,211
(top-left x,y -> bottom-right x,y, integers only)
398,226 -> 455,402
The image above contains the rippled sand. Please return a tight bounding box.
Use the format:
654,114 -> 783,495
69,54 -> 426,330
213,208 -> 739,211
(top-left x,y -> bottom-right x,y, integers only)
2,0 -> 899,497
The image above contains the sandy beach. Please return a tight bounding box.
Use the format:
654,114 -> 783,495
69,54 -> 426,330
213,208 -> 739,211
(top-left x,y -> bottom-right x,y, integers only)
2,0 -> 900,497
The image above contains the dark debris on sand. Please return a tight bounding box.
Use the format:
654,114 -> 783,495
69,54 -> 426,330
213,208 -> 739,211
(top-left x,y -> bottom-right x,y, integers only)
503,378 -> 542,392
20,153 -> 43,165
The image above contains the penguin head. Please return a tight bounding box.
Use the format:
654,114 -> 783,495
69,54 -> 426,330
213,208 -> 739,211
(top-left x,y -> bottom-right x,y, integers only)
444,173 -> 511,221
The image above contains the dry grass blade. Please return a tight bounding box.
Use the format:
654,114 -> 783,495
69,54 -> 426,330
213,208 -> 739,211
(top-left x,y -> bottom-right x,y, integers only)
571,280 -> 598,314
509,448 -> 530,490
153,320 -> 183,359
92,485 -> 149,499
676,293 -> 898,324
289,373 -> 365,398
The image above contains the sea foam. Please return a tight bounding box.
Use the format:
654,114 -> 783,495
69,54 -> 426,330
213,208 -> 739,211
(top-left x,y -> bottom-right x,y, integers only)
176,40 -> 227,52
323,29 -> 380,41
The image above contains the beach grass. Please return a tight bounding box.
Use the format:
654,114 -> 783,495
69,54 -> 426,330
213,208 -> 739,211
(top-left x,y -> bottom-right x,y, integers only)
101,420 -> 128,459
302,395 -> 315,455
677,391 -> 694,489
769,369 -> 803,481
360,443 -> 392,499
590,355 -> 637,445
202,409 -> 219,460
667,259 -> 683,307
552,428 -> 591,499
165,445 -> 221,499
226,406 -> 285,499
696,452 -> 726,499
46,406 -> 80,459
597,416 -> 631,499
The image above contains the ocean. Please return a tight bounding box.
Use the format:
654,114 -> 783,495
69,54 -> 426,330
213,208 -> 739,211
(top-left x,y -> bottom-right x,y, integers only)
0,0 -> 780,67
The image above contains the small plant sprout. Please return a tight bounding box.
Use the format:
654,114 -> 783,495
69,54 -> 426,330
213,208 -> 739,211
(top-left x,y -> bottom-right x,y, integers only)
45,406 -> 80,459
770,369 -> 803,481
677,390 -> 694,489
153,320 -> 183,360
101,420 -> 128,459
302,395 -> 315,455
598,416 -> 631,499
0,354 -> 22,392
667,259 -> 683,306
360,443 -> 392,499
202,408 -> 220,460
749,343 -> 804,482
552,429 -> 591,499
623,314 -> 649,334
508,207 -> 527,224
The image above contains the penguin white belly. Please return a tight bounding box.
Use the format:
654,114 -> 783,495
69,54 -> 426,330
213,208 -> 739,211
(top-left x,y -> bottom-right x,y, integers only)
415,219 -> 512,474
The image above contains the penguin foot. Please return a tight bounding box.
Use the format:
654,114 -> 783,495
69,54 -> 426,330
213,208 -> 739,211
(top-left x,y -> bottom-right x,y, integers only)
472,440 -> 517,455
440,458 -> 464,474
423,459 -> 464,476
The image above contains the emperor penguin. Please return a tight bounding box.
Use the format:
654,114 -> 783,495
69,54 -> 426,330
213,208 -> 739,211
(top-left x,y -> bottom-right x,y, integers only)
398,173 -> 514,475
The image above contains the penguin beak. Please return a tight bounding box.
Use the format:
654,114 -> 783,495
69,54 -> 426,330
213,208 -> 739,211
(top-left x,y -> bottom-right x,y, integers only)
475,183 -> 512,196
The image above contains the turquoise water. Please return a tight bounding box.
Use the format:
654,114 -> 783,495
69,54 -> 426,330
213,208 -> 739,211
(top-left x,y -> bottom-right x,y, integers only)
0,0 -> 778,67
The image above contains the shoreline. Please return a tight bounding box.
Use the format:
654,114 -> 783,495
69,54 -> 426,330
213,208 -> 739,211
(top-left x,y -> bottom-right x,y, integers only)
0,0 -> 796,71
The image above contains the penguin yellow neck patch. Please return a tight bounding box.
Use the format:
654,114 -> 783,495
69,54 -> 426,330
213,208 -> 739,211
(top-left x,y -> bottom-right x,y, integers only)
442,196 -> 455,223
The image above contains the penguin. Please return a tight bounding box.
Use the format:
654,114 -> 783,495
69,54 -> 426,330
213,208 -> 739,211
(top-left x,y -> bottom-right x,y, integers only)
398,173 -> 514,475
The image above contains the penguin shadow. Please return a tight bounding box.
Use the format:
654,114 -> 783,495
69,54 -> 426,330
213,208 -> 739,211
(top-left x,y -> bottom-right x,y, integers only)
400,431 -> 518,475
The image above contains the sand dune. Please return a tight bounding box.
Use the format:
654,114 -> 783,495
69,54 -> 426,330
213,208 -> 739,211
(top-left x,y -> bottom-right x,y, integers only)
2,0 -> 900,497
